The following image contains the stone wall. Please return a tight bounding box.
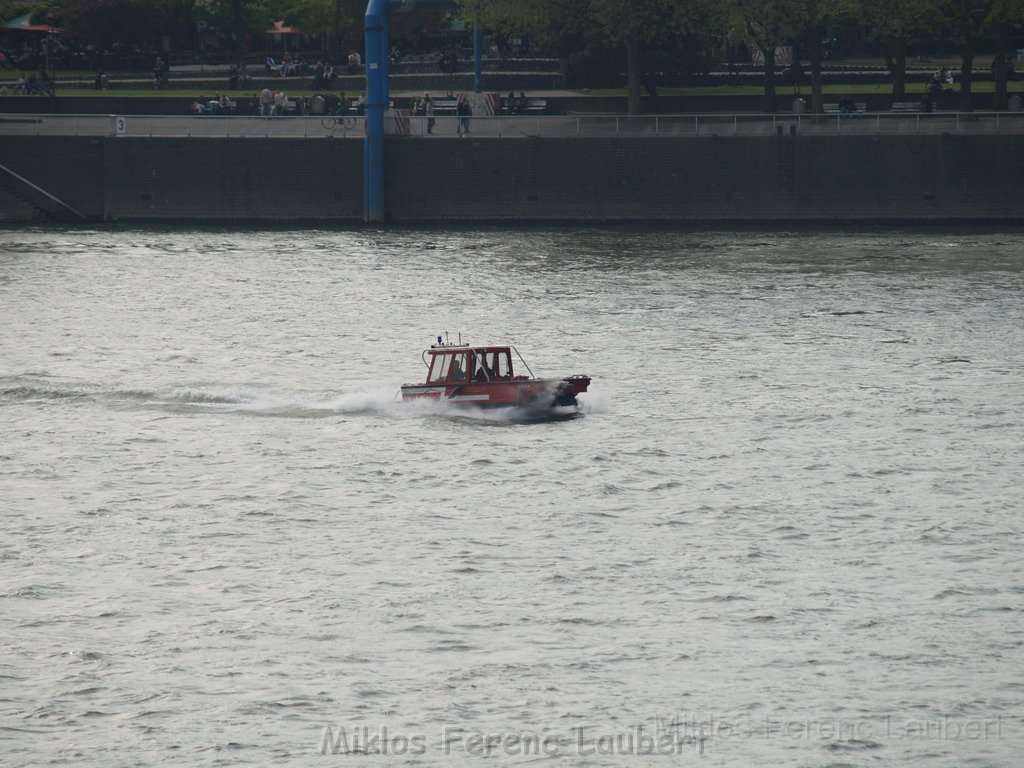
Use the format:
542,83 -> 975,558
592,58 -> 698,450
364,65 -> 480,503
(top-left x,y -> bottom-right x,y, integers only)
383,134 -> 1024,222
0,136 -> 364,221
2,134 -> 1022,223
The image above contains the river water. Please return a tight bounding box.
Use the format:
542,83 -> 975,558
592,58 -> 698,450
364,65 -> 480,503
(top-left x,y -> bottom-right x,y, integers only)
1,227 -> 1022,767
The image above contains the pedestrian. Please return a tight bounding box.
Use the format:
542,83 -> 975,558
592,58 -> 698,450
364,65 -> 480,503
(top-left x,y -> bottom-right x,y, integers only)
423,92 -> 435,134
456,94 -> 471,134
260,86 -> 273,116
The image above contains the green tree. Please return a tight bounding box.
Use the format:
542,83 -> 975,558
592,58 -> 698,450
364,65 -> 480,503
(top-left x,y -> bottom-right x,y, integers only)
267,0 -> 367,62
29,1 -> 58,26
824,0 -> 944,100
1,0 -> 20,24
464,0 -> 715,114
794,0 -> 830,113
201,0 -> 274,59
588,0 -> 702,114
726,0 -> 803,112
986,0 -> 1024,109
61,0 -> 150,48
940,0 -> 995,111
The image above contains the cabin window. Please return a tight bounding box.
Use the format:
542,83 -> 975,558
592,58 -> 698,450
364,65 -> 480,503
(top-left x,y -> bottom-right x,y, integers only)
428,354 -> 452,383
472,350 -> 491,381
494,351 -> 512,378
448,353 -> 468,382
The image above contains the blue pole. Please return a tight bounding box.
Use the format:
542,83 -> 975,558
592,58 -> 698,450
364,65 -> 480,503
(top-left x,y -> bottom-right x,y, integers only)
382,13 -> 390,103
364,0 -> 387,222
473,24 -> 482,93
364,0 -> 457,223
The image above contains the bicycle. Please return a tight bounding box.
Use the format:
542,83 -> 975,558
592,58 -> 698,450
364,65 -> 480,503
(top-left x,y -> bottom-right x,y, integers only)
321,115 -> 359,136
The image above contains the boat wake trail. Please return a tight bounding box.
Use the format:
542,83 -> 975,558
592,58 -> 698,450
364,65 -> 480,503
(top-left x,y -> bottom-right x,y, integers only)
2,378 -> 598,428
1,375 -> 595,422
0,375 -> 401,418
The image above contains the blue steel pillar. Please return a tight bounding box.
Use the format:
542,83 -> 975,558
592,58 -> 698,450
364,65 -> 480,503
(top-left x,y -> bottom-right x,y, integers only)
364,0 -> 457,223
382,13 -> 390,102
363,0 -> 388,222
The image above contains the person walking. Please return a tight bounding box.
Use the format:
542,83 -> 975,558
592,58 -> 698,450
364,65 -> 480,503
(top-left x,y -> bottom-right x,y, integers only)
456,94 -> 471,135
423,92 -> 435,135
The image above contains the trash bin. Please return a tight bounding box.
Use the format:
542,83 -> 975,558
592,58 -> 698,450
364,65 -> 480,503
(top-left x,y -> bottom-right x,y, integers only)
1009,94 -> 1022,112
312,95 -> 325,115
793,97 -> 806,114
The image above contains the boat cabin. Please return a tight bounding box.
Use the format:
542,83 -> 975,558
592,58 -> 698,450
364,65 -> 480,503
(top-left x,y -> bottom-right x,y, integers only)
403,338 -> 590,413
424,345 -> 526,385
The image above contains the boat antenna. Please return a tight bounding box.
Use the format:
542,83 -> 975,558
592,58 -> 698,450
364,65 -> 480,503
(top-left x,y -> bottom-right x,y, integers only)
445,331 -> 449,346
458,332 -> 462,346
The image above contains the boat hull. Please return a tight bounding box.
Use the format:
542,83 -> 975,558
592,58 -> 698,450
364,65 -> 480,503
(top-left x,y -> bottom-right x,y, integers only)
401,376 -> 590,413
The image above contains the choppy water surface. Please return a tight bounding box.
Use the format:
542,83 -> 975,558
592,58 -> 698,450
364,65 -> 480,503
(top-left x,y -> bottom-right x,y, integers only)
1,227 -> 1022,767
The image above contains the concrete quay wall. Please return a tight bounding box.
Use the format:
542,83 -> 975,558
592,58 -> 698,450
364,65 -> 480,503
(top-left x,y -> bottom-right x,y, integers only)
1,134 -> 1022,223
0,136 -> 364,221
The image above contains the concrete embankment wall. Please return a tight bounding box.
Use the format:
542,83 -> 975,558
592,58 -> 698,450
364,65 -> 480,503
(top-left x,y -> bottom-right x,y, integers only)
0,137 -> 364,221
2,134 -> 1022,223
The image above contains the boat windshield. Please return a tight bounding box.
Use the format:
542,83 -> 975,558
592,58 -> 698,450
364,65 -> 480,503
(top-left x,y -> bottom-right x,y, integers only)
428,349 -> 512,382
428,351 -> 469,383
428,353 -> 452,382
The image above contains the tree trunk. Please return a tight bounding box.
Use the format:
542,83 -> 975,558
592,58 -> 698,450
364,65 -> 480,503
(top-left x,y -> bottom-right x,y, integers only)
960,41 -> 974,112
883,39 -> 906,98
330,0 -> 343,64
808,31 -> 823,113
231,0 -> 244,59
993,24 -> 1008,110
625,35 -> 642,115
762,48 -> 776,113
641,68 -> 658,113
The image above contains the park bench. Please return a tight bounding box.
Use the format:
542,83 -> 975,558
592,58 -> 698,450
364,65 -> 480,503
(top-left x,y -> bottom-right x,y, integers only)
431,99 -> 458,114
502,97 -> 548,115
891,101 -> 922,113
823,101 -> 866,114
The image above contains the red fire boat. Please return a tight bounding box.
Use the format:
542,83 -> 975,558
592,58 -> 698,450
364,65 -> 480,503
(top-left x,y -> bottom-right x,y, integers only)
401,337 -> 592,416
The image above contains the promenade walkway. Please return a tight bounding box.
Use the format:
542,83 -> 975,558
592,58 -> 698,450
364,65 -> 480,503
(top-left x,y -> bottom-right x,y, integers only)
2,112 -> 1023,138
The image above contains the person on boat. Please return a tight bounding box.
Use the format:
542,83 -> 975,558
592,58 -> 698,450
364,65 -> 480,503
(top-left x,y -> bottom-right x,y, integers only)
473,359 -> 494,382
450,358 -> 465,381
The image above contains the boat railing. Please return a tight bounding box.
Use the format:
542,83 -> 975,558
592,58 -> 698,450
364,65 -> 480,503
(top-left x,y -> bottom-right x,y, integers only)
509,346 -> 535,379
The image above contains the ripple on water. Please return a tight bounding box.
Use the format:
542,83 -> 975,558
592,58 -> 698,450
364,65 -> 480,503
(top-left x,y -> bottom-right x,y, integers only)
2,227 -> 1023,767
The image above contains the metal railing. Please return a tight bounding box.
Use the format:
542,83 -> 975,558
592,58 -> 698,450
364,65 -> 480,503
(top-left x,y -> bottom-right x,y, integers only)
0,114 -> 366,138
388,112 -> 1024,137
2,112 -> 1023,138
